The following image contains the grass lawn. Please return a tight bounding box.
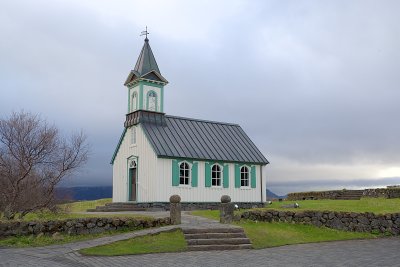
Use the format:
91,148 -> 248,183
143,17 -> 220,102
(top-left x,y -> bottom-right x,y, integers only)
265,198 -> 400,214
1,199 -> 150,222
0,228 -> 139,248
60,198 -> 112,213
240,220 -> 377,249
191,210 -> 378,249
80,230 -> 187,256
191,210 -> 220,220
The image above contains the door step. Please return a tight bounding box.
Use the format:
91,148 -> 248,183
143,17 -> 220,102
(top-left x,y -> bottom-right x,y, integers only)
87,203 -> 147,212
183,227 -> 252,251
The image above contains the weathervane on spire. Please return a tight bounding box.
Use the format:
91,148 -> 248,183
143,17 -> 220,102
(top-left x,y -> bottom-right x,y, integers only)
141,26 -> 149,40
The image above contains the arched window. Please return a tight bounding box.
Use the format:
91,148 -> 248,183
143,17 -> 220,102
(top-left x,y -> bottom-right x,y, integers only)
240,166 -> 249,187
147,91 -> 157,111
179,162 -> 190,185
211,164 -> 222,186
131,92 -> 138,112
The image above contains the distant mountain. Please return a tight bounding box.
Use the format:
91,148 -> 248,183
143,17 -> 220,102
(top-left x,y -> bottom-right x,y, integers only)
56,186 -> 112,201
266,189 -> 287,200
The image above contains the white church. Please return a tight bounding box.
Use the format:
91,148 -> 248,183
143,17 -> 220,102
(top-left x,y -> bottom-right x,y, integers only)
111,36 -> 269,206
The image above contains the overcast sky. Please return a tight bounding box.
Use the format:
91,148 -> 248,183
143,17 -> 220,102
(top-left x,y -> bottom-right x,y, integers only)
1,0 -> 400,195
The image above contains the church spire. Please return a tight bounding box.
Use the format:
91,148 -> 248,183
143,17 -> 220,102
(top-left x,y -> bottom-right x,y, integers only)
124,28 -> 168,86
133,37 -> 161,76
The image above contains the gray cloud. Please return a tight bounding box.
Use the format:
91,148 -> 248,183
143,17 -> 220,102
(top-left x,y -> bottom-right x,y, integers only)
1,0 -> 400,192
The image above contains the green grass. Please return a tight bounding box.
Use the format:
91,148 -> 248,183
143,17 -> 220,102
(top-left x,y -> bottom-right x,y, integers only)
191,210 -> 220,220
80,230 -> 187,256
239,220 -> 377,249
60,198 -> 112,213
192,210 -> 379,249
0,228 -> 138,248
0,198 -> 150,222
266,198 -> 400,214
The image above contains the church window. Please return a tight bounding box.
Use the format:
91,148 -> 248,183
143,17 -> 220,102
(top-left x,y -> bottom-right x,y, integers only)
131,92 -> 138,112
179,162 -> 190,185
147,91 -> 157,111
240,166 -> 249,187
211,164 -> 222,186
131,127 -> 136,145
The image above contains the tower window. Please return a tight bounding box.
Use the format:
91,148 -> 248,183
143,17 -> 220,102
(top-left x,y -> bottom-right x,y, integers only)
240,166 -> 249,187
147,91 -> 157,111
131,92 -> 138,112
179,162 -> 190,185
211,164 -> 222,186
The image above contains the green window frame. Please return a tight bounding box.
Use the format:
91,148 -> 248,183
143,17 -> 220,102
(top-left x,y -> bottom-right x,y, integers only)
235,164 -> 257,188
172,159 -> 198,187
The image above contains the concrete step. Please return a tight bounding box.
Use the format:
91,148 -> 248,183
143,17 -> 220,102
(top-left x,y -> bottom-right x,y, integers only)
183,227 -> 252,251
104,203 -> 150,207
87,207 -> 146,212
187,244 -> 252,251
183,228 -> 244,234
187,238 -> 251,246
184,232 -> 246,239
105,202 -> 139,206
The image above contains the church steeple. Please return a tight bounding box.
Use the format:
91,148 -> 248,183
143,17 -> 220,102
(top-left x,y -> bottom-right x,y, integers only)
133,38 -> 161,76
124,34 -> 168,86
124,32 -> 168,114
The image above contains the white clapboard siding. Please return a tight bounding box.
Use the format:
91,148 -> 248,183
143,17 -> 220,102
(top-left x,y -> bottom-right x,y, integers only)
113,126 -> 266,203
112,124 -> 158,202
155,158 -> 266,203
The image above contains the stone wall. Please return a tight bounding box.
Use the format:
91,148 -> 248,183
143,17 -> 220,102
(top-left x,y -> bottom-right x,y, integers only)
287,188 -> 400,200
287,191 -> 341,200
0,217 -> 170,238
240,210 -> 400,235
363,188 -> 400,198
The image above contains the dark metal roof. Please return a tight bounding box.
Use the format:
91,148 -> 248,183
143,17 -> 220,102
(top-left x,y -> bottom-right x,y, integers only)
141,115 -> 269,165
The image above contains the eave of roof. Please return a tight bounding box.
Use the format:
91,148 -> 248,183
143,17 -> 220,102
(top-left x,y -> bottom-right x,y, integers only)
110,128 -> 127,164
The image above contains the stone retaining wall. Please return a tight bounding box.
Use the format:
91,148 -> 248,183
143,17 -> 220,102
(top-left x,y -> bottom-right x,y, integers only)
287,188 -> 400,200
0,217 -> 171,238
240,210 -> 400,235
363,188 -> 400,198
287,191 -> 341,200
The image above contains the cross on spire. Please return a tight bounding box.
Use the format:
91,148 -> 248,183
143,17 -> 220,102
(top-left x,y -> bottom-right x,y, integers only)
140,26 -> 149,40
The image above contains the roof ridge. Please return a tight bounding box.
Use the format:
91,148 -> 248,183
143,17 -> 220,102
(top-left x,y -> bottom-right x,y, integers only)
165,115 -> 239,126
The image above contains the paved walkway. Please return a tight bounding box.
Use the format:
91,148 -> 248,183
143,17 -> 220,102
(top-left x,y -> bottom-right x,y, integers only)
0,212 -> 399,267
